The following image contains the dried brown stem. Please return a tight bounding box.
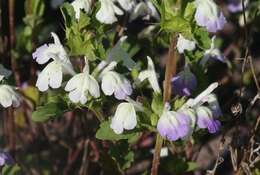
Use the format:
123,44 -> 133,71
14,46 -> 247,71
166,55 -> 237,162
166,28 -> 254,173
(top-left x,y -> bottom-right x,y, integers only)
151,35 -> 178,175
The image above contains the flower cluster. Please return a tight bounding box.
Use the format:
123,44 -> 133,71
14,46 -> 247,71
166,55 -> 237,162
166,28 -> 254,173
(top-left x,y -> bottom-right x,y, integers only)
31,0 -> 226,142
33,33 -> 133,103
157,82 -> 222,141
70,0 -> 159,24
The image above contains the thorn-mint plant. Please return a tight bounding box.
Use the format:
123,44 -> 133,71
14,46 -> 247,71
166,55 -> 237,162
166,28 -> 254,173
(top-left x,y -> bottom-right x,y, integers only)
1,0 -> 259,174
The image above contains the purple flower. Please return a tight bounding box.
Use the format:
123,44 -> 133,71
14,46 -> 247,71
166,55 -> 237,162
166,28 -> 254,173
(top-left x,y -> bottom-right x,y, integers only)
227,0 -> 248,13
178,106 -> 197,138
202,94 -> 223,117
195,0 -> 226,33
184,83 -> 222,133
196,106 -> 221,133
171,67 -> 197,97
0,151 -> 14,166
157,106 -> 191,141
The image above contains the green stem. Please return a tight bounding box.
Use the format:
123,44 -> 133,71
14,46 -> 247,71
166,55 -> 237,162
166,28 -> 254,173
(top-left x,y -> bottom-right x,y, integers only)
89,107 -> 105,122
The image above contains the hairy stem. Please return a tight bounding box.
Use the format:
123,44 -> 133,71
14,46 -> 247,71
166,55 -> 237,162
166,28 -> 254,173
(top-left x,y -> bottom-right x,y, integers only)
151,36 -> 178,175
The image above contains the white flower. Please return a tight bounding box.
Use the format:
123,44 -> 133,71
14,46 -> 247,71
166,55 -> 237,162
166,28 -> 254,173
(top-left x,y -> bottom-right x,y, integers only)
36,61 -> 62,91
195,0 -> 226,32
176,34 -> 196,53
182,82 -> 222,133
0,85 -> 21,108
185,82 -> 219,107
33,33 -> 75,91
32,33 -> 69,64
96,0 -> 123,24
71,0 -> 92,20
138,56 -> 161,93
100,62 -> 132,100
110,102 -> 137,134
129,0 -> 159,22
65,60 -> 100,104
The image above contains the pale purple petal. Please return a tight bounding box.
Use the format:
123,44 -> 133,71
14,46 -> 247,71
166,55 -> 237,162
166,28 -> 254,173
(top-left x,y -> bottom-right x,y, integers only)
196,107 -> 213,129
196,106 -> 221,133
157,111 -> 190,141
114,88 -> 128,100
174,113 -> 190,138
205,12 -> 226,33
166,126 -> 179,141
157,116 -> 172,138
195,0 -> 226,33
197,115 -> 211,129
121,79 -> 133,96
32,44 -> 50,64
207,120 -> 221,133
157,115 -> 179,141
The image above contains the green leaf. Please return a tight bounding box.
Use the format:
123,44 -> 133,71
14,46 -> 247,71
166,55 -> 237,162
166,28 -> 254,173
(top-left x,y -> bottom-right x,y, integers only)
61,3 -> 97,60
2,164 -> 22,175
24,0 -> 45,28
183,2 -> 195,22
66,33 -> 96,59
24,0 -> 45,17
96,121 -> 138,141
151,92 -> 164,116
60,3 -> 76,28
32,102 -> 67,122
186,162 -> 198,171
193,27 -> 211,49
173,97 -> 186,110
161,157 -> 197,174
151,113 -> 159,126
78,12 -> 91,30
161,16 -> 192,38
109,141 -> 135,170
185,49 -> 204,62
107,38 -> 137,70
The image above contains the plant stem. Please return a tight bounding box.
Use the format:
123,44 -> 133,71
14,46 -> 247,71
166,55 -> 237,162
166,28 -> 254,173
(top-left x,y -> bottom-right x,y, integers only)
7,0 -> 17,153
89,107 -> 105,122
8,0 -> 20,86
151,36 -> 178,175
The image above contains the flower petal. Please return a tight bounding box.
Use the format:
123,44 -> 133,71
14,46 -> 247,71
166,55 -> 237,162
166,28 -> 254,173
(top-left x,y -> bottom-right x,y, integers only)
88,75 -> 100,98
